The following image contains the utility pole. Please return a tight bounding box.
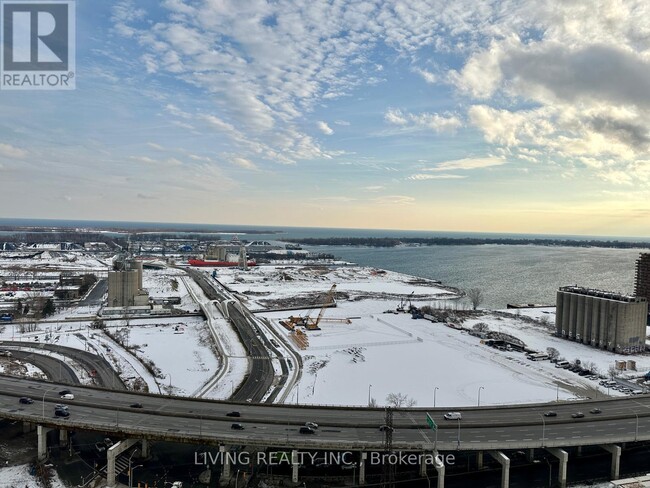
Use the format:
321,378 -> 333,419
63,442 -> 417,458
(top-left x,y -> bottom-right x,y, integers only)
380,407 -> 395,488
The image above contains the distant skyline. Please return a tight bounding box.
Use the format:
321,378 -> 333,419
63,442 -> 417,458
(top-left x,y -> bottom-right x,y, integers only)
1,1 -> 650,237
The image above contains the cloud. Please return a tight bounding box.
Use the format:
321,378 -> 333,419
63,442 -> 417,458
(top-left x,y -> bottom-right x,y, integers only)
362,185 -> 385,192
373,195 -> 416,205
317,121 -> 334,136
385,108 -> 462,133
407,174 -> 466,181
230,157 -> 258,170
137,193 -> 158,200
426,157 -> 508,171
0,143 -> 27,159
413,68 -> 437,84
334,120 -> 350,126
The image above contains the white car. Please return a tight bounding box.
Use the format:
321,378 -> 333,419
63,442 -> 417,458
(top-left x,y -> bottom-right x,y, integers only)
305,422 -> 319,429
444,412 -> 462,420
60,393 -> 74,400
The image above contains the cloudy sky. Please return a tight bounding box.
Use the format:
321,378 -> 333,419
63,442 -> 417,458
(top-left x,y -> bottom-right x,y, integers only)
2,0 -> 650,236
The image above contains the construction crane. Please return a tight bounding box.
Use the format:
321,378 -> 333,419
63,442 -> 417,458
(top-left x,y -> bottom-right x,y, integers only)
305,284 -> 337,330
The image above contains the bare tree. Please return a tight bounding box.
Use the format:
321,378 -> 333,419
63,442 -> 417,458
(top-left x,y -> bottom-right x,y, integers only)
368,397 -> 378,408
472,322 -> 490,333
466,288 -> 484,310
386,392 -> 417,408
607,365 -> 620,379
546,347 -> 560,360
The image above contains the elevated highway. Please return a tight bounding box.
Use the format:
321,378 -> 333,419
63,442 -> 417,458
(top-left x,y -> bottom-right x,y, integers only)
2,375 -> 650,452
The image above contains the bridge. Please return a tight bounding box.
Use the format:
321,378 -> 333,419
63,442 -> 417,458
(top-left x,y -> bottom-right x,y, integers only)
2,375 -> 650,487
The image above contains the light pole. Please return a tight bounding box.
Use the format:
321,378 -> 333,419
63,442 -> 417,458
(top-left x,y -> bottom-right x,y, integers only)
433,387 -> 438,408
129,463 -> 143,488
167,373 -> 172,394
42,386 -> 57,419
556,385 -> 559,402
368,384 -> 372,406
539,414 -> 546,447
477,386 -> 484,407
456,418 -> 461,449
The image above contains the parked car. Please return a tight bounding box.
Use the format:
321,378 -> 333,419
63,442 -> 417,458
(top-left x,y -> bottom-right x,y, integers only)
231,423 -> 244,430
543,411 -> 557,417
571,412 -> 585,419
226,411 -> 241,417
444,412 -> 462,420
299,426 -> 316,434
19,397 -> 33,404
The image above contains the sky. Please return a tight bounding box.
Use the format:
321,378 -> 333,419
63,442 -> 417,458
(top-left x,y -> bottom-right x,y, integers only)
1,0 -> 650,236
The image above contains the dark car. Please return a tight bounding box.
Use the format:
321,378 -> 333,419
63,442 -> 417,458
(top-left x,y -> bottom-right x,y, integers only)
571,412 -> 585,419
54,409 -> 69,417
19,397 -> 33,404
543,411 -> 557,417
231,423 -> 244,430
589,408 -> 602,414
130,403 -> 143,408
226,411 -> 241,417
299,426 -> 316,435
379,424 -> 394,432
58,389 -> 71,396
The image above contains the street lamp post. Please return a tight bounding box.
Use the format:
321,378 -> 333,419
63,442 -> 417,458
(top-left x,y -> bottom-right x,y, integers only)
456,418 -> 461,449
129,464 -> 143,488
368,384 -> 372,406
477,386 -> 484,407
434,387 -> 439,408
42,386 -> 57,419
556,385 -> 559,402
539,414 -> 546,447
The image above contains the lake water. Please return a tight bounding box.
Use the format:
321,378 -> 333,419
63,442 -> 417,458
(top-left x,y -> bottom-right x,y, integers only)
309,245 -> 643,309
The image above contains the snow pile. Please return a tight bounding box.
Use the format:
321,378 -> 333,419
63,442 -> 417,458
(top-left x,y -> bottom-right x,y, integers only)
0,464 -> 68,488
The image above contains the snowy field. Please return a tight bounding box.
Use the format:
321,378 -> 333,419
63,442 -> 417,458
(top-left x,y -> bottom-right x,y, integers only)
231,265 -> 650,408
0,464 -> 68,488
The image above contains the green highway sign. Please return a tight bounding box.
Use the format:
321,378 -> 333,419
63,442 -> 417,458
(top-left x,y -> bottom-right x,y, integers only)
426,413 -> 437,431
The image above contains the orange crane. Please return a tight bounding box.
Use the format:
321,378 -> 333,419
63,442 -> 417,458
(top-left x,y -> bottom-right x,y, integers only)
305,284 -> 337,330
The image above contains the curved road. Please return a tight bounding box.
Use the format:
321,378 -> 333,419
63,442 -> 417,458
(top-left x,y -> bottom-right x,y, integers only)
187,269 -> 276,402
2,375 -> 650,452
5,350 -> 78,384
2,342 -> 125,390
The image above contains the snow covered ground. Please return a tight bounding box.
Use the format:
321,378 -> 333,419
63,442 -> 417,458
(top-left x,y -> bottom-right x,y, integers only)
214,265 -> 648,408
0,463 -> 68,488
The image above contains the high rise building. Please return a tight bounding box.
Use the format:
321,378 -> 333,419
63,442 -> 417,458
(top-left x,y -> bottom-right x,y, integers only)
635,253 -> 650,303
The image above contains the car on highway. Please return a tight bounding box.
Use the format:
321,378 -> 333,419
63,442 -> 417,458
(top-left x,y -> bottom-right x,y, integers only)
444,412 -> 462,420
571,412 -> 585,419
226,411 -> 241,417
299,426 -> 316,434
19,397 -> 33,404
55,404 -> 68,410
543,411 -> 557,417
589,408 -> 602,414
305,422 -> 319,430
231,423 -> 244,430
130,403 -> 143,408
60,393 -> 74,400
59,389 -> 72,396
379,425 -> 394,432
54,408 -> 69,417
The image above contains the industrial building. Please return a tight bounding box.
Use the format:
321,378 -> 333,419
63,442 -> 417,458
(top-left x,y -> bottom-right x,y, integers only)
556,286 -> 648,354
107,256 -> 149,308
635,253 -> 650,303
